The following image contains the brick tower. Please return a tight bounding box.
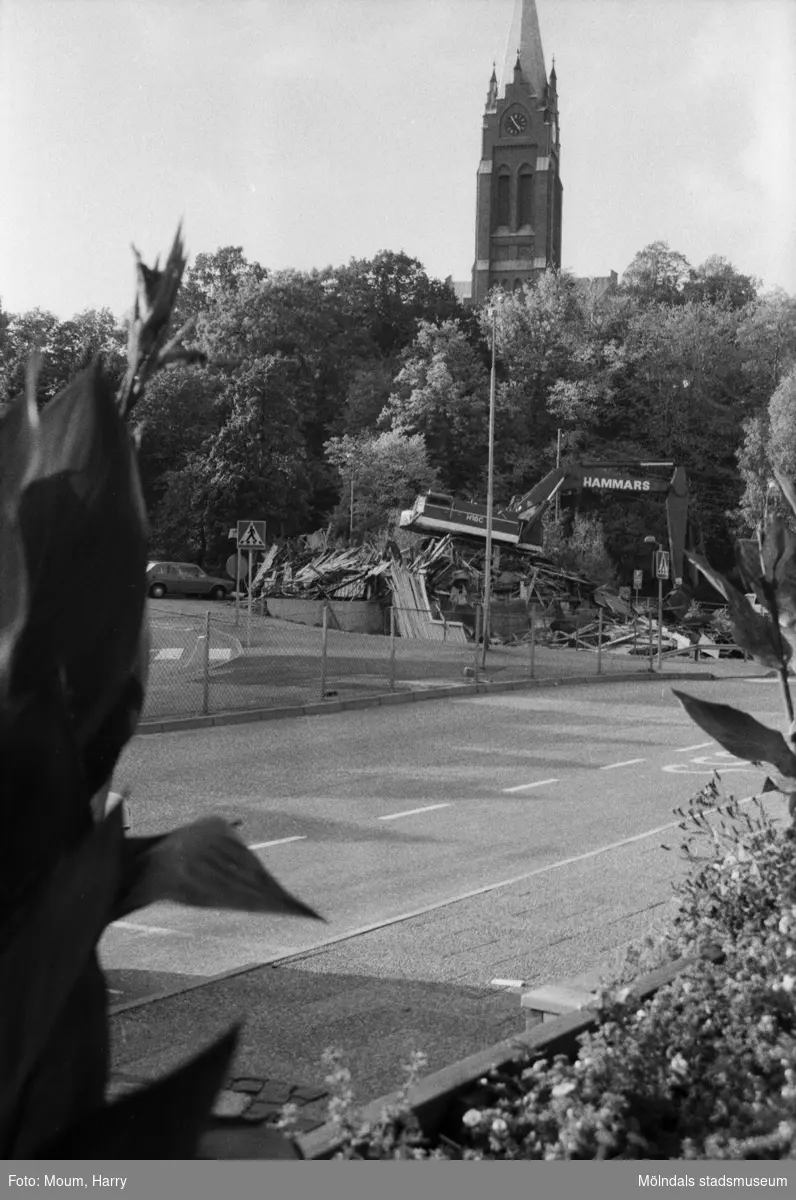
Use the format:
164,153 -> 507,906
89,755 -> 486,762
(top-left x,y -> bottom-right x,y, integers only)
471,0 -> 562,306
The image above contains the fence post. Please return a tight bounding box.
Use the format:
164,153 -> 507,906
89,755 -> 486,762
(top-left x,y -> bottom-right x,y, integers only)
648,617 -> 654,672
389,606 -> 396,690
201,610 -> 211,715
529,607 -> 536,678
320,603 -> 329,700
597,607 -> 603,676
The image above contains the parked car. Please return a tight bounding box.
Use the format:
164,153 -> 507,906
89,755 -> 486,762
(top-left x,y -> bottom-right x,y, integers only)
146,561 -> 230,600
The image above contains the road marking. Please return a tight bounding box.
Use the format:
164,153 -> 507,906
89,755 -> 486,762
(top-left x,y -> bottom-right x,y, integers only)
378,803 -> 451,821
249,835 -> 307,850
491,978 -> 524,989
503,777 -> 559,794
112,919 -> 180,935
676,741 -> 714,753
209,648 -> 232,661
600,758 -> 645,770
154,648 -> 184,661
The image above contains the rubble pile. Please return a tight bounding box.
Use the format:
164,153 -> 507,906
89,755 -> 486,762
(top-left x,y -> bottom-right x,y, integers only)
248,532 -> 743,656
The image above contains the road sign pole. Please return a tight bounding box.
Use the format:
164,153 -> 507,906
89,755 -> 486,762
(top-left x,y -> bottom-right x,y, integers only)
657,574 -> 663,670
247,550 -> 253,649
235,550 -> 241,627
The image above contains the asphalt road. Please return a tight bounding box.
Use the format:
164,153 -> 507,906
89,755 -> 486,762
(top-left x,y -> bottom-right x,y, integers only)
101,673 -> 788,1008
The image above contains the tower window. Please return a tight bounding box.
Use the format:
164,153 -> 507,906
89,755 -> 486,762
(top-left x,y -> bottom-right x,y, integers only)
495,169 -> 510,228
518,167 -> 534,228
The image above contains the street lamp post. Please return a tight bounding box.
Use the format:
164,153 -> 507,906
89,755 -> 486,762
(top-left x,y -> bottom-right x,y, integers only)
482,306 -> 498,668
644,535 -> 665,669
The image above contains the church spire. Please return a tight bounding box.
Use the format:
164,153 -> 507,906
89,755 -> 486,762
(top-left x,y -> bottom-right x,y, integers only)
500,0 -> 547,98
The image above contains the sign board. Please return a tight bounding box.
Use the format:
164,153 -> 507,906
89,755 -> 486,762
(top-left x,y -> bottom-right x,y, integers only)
633,569 -> 643,590
226,554 -> 247,581
237,520 -> 266,549
655,550 -> 670,579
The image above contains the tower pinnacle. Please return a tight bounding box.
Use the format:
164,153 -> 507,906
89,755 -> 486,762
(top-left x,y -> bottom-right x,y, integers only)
500,0 -> 547,98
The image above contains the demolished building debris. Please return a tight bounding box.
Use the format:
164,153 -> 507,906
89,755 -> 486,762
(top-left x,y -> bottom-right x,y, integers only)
245,532 -> 742,657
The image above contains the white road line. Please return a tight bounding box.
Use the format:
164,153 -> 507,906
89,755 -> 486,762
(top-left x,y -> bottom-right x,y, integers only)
503,777 -> 559,794
676,741 -> 714,753
249,835 -> 308,850
600,758 -> 646,770
154,648 -> 184,661
491,978 -> 524,989
111,920 -> 179,935
209,648 -> 232,661
378,803 -> 451,821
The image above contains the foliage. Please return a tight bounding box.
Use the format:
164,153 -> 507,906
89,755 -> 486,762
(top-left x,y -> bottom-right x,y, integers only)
2,242 -> 794,575
0,231 -> 319,1158
541,510 -> 617,586
381,319 -> 490,496
325,430 -> 438,539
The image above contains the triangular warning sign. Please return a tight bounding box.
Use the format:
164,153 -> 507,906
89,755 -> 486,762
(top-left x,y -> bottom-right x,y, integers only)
238,522 -> 265,547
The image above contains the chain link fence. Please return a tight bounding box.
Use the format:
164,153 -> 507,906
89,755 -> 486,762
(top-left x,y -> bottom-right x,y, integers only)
141,598 -> 761,724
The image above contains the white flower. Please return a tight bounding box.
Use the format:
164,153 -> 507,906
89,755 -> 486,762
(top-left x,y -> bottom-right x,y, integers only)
491,1118 -> 508,1136
551,1080 -> 577,1098
670,1053 -> 689,1077
779,915 -> 791,935
462,1109 -> 482,1128
616,986 -> 631,1003
782,975 -> 796,993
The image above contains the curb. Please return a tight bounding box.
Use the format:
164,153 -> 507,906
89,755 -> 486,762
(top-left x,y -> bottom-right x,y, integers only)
136,670 -> 716,736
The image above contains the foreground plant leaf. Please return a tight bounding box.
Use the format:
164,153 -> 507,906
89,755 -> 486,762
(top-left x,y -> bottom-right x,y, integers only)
113,818 -> 324,921
685,550 -> 789,671
11,360 -> 148,754
672,689 -> 796,779
0,806 -> 123,1151
37,1027 -> 239,1159
759,514 -> 796,662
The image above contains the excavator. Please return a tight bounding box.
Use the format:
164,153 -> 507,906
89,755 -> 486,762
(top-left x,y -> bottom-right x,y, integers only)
399,460 -> 694,589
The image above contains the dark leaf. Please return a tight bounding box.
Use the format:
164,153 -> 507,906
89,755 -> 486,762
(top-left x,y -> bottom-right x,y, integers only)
82,621 -> 151,798
37,1026 -> 239,1159
0,386 -> 40,697
760,516 -> 796,659
10,359 -> 148,750
7,955 -> 108,1157
114,818 -> 324,921
0,681 -> 89,920
672,689 -> 796,779
685,551 -> 789,670
0,806 -> 123,1147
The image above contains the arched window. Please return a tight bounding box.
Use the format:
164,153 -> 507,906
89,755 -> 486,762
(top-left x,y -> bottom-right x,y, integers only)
495,167 -> 510,229
513,278 -> 523,291
518,165 -> 534,228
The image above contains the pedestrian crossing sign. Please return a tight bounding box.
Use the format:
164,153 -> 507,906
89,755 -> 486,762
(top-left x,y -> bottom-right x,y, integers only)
237,520 -> 266,548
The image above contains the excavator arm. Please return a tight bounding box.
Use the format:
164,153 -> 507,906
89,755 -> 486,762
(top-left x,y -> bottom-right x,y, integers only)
510,461 -> 693,586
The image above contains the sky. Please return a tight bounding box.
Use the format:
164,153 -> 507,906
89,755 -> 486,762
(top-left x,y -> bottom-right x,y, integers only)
1,0 -> 794,321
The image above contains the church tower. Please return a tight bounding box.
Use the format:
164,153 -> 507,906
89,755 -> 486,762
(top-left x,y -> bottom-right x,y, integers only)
471,0 -> 562,306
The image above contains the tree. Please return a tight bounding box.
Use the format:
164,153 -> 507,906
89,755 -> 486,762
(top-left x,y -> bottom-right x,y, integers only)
620,242 -> 692,306
685,255 -> 759,310
324,430 -> 438,538
381,318 -> 490,495
173,246 -> 267,327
